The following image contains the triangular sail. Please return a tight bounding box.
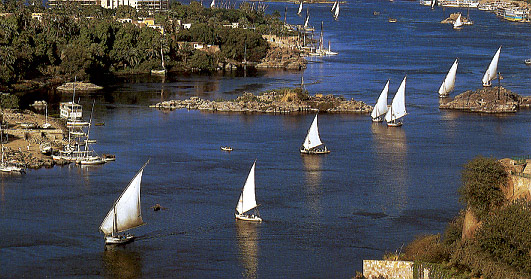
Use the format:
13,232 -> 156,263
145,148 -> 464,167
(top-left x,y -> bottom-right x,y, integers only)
304,10 -> 310,28
482,46 -> 501,86
331,1 -> 337,12
210,0 -> 215,8
298,1 -> 303,15
453,14 -> 463,28
100,164 -> 146,235
371,80 -> 389,119
236,162 -> 258,215
303,115 -> 323,150
385,76 -> 407,122
438,59 -> 458,96
334,2 -> 340,20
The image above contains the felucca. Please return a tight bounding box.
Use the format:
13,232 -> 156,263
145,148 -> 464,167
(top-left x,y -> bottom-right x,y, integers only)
385,76 -> 407,127
297,1 -> 303,15
438,58 -> 458,98
333,1 -> 340,20
100,160 -> 149,245
235,161 -> 262,222
300,114 -> 330,154
482,46 -> 501,87
371,80 -> 389,122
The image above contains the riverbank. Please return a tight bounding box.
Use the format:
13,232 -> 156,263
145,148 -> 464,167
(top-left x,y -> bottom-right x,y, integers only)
1,109 -> 68,170
150,88 -> 372,114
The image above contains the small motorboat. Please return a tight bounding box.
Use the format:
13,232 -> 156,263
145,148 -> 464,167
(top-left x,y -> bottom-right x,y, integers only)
525,58 -> 531,65
388,18 -> 397,23
220,146 -> 233,152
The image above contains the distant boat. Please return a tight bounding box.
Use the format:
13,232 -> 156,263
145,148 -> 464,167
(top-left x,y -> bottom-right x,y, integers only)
438,58 -> 458,98
482,46 -> 501,87
388,17 -> 397,23
385,76 -> 407,127
453,13 -> 464,29
100,160 -> 149,245
300,114 -> 330,154
221,146 -> 233,152
525,58 -> 531,65
371,80 -> 389,122
297,1 -> 303,15
210,0 -> 215,8
0,145 -> 25,173
235,161 -> 262,222
331,0 -> 337,13
333,1 -> 340,20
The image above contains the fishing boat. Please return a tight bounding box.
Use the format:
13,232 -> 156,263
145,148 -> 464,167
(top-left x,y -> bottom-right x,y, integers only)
438,58 -> 458,98
221,146 -> 233,152
100,160 -> 149,245
371,80 -> 389,122
453,13 -> 464,29
235,161 -> 262,222
385,76 -> 407,127
482,46 -> 501,87
300,114 -> 330,154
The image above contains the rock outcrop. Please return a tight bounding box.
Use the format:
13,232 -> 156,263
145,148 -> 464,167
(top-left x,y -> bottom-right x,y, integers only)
439,86 -> 521,113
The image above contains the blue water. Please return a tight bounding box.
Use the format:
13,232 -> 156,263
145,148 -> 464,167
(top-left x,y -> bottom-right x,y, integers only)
2,1 -> 531,277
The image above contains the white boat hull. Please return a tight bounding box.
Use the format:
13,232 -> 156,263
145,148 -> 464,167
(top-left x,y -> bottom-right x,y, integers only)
300,147 -> 331,154
387,120 -> 403,127
235,213 -> 262,222
105,235 -> 135,245
77,156 -> 106,165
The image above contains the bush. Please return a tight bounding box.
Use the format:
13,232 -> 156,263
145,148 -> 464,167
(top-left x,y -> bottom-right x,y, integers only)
442,210 -> 465,246
458,156 -> 507,221
401,234 -> 450,263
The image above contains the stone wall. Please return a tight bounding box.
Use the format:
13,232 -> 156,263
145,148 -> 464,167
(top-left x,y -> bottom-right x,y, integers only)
363,260 -> 414,279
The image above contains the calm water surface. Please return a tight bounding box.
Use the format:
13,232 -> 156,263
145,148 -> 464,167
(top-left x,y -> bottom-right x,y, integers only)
2,1 -> 531,277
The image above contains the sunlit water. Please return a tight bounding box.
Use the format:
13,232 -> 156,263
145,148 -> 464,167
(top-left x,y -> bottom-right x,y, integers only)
2,0 -> 531,277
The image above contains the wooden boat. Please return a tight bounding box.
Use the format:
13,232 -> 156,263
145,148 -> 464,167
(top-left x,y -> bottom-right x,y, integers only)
482,46 -> 501,87
221,146 -> 233,152
235,161 -> 262,222
385,76 -> 407,127
371,80 -> 389,122
438,58 -> 458,98
300,114 -> 330,154
100,161 -> 149,245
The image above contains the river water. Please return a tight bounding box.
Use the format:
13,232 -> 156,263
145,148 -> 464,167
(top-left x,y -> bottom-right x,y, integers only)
2,0 -> 531,277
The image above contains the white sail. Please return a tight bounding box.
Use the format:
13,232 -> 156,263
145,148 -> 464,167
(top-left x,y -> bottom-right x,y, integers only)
371,80 -> 389,119
210,0 -> 215,8
331,1 -> 337,12
438,59 -> 458,97
334,2 -> 340,20
385,76 -> 407,122
298,1 -> 303,15
482,46 -> 501,86
100,167 -> 145,235
304,13 -> 309,29
236,162 -> 258,215
453,14 -> 463,29
303,115 -> 323,150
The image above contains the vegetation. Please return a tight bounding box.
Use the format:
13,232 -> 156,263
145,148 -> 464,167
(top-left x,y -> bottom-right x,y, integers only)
395,156 -> 531,278
0,1 -> 289,90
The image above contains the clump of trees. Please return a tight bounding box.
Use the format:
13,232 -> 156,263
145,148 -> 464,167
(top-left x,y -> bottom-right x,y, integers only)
0,0 -> 286,89
394,156 -> 531,278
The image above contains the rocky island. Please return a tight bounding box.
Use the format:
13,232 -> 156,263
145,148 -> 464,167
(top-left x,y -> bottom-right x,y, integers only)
150,88 -> 372,114
439,86 -> 526,113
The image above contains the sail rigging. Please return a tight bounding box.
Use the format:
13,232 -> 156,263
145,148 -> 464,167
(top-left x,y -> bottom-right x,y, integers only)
371,80 -> 389,120
385,76 -> 407,123
438,59 -> 458,97
303,115 -> 323,150
482,46 -> 501,87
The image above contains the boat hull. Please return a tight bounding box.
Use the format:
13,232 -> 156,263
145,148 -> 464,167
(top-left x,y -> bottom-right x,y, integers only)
105,235 -> 135,245
387,120 -> 403,127
300,147 -> 331,154
220,146 -> 233,151
235,213 -> 262,222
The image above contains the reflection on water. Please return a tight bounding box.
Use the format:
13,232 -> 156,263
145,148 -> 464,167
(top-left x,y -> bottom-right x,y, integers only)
301,155 -> 323,217
371,123 -> 408,214
101,246 -> 142,279
235,221 -> 259,279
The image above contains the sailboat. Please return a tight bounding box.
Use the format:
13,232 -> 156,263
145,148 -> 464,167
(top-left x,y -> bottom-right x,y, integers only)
300,114 -> 330,154
453,13 -> 463,29
303,9 -> 313,31
385,76 -> 407,127
371,80 -> 389,122
297,1 -> 303,16
100,160 -> 149,245
438,58 -> 458,98
331,1 -> 337,13
41,104 -> 52,129
333,1 -> 340,20
210,0 -> 215,8
151,43 -> 166,76
235,161 -> 262,222
482,46 -> 501,87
